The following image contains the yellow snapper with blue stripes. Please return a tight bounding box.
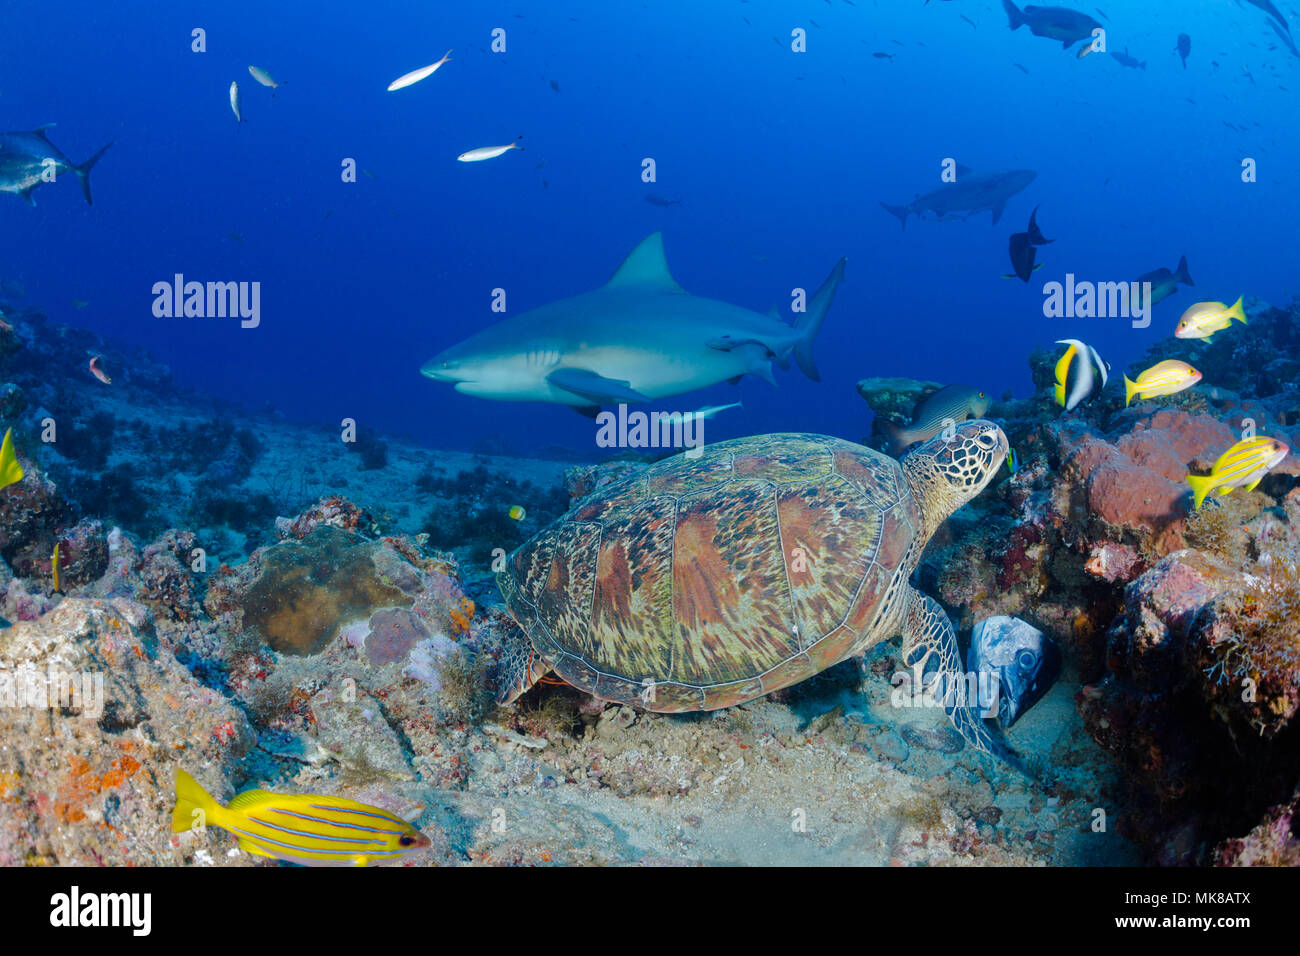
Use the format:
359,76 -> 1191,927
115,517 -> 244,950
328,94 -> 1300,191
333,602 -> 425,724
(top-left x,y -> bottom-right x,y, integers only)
1123,359 -> 1201,407
0,428 -> 24,491
1186,437 -> 1289,510
1175,296 -> 1247,342
172,768 -> 430,866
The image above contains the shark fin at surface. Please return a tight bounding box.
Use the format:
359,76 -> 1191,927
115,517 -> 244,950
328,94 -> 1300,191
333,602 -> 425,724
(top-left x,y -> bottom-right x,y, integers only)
603,233 -> 686,293
548,367 -> 649,404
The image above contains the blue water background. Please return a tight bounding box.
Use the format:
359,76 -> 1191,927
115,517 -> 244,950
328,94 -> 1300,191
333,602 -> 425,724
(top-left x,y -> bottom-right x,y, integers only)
2,0 -> 1296,455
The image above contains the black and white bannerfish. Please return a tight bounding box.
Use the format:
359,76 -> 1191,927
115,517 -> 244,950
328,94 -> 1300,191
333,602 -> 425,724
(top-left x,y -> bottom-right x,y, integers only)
1053,338 -> 1108,411
967,616 -> 1060,729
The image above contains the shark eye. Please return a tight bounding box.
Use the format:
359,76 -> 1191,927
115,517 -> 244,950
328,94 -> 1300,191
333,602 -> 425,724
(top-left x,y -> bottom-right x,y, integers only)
1016,649 -> 1037,671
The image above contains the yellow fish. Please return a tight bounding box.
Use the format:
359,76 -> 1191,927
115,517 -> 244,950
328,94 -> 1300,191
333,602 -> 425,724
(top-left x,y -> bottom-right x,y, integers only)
173,769 -> 430,866
51,542 -> 60,593
1175,296 -> 1246,341
1123,359 -> 1201,407
508,505 -> 526,520
1187,437 -> 1289,510
0,428 -> 23,491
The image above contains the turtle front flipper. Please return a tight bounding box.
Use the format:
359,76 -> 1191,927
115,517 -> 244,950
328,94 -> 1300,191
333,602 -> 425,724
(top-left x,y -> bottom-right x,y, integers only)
495,621 -> 551,706
900,587 -> 1031,777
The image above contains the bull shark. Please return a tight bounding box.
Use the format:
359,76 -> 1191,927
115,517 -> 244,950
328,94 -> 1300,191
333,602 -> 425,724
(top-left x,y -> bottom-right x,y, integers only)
0,125 -> 113,206
1002,1 -> 1102,48
1241,0 -> 1291,37
421,233 -> 846,411
880,165 -> 1036,228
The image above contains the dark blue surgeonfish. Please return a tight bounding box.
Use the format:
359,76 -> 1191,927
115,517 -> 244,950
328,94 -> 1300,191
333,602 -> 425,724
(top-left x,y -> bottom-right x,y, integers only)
1134,255 -> 1194,311
0,125 -> 113,206
1004,205 -> 1053,282
1002,0 -> 1102,49
967,616 -> 1060,729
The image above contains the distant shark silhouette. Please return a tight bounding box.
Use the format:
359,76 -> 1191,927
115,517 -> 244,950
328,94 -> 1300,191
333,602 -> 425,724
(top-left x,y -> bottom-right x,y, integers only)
880,165 -> 1036,228
421,233 -> 846,412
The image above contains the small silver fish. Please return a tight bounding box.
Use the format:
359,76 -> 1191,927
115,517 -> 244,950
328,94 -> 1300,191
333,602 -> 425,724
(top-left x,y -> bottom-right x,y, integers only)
691,402 -> 742,420
248,65 -> 279,89
387,50 -> 452,92
230,81 -> 245,124
457,139 -> 523,163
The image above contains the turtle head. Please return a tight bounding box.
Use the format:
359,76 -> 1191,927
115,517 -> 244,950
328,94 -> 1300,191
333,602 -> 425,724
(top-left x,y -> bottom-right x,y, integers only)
902,420 -> 1008,538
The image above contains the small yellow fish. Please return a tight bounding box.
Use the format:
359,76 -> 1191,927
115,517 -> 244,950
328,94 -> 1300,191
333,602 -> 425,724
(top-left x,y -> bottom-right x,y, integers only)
1187,437 -> 1289,509
172,769 -> 430,867
1123,359 -> 1201,406
508,505 -> 526,521
0,428 -> 24,491
1175,296 -> 1246,341
51,542 -> 60,593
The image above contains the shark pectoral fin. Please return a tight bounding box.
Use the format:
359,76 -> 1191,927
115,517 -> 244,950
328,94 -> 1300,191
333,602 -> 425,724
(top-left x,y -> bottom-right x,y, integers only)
991,200 -> 1006,225
751,360 -> 777,386
727,375 -> 744,385
573,405 -> 602,419
19,186 -> 36,207
547,368 -> 648,404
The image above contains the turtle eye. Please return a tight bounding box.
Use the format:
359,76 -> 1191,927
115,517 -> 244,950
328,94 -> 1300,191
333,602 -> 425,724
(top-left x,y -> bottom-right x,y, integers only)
1016,649 -> 1037,671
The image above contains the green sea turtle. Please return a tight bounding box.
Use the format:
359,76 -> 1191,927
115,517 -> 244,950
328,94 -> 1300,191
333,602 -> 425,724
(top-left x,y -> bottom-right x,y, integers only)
496,421 -> 1022,768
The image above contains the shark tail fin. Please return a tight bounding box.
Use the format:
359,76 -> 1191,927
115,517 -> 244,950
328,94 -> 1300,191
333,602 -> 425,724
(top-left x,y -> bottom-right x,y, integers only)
75,142 -> 114,206
1175,255 -> 1194,287
1001,0 -> 1025,30
792,257 -> 846,383
879,202 -> 909,229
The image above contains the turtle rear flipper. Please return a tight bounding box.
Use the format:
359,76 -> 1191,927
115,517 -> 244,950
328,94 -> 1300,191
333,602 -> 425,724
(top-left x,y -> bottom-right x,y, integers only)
901,588 -> 1035,780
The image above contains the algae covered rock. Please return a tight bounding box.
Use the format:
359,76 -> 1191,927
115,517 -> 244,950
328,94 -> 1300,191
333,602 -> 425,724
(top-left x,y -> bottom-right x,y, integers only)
233,525 -> 415,655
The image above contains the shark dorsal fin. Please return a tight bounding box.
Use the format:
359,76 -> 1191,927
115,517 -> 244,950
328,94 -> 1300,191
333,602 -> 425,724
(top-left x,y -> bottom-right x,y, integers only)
605,233 -> 685,293
955,163 -> 974,177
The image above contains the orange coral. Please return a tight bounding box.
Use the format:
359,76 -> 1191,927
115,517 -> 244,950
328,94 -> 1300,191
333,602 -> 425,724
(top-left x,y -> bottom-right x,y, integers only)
450,596 -> 475,634
54,752 -> 142,823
